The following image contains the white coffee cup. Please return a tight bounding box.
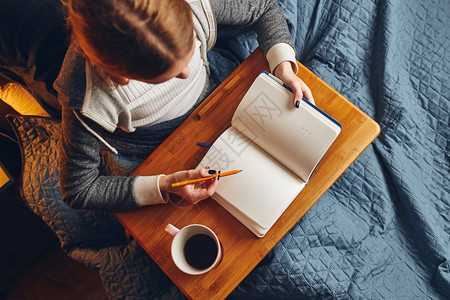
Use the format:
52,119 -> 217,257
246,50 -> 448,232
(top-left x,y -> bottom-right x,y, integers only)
165,223 -> 222,275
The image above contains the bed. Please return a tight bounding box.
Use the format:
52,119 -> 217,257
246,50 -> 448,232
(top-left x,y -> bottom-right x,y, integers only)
1,0 -> 448,299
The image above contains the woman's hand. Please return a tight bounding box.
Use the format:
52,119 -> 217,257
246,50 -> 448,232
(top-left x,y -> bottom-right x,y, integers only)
159,169 -> 218,204
273,61 -> 315,107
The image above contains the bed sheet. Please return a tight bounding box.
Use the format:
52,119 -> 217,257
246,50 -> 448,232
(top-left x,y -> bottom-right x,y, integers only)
207,0 -> 449,298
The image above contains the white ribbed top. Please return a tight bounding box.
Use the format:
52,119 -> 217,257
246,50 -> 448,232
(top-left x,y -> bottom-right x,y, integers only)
115,38 -> 206,127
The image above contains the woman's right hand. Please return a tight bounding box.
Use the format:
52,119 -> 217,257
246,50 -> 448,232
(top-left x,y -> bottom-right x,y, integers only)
159,169 -> 219,204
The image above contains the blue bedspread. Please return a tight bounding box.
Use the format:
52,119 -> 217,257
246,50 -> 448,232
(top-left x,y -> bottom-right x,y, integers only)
208,0 -> 449,298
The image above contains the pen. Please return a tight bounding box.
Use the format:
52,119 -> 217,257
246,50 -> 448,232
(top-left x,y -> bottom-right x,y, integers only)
171,170 -> 243,187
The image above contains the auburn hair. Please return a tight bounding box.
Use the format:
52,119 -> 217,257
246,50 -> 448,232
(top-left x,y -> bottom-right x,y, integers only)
65,0 -> 194,85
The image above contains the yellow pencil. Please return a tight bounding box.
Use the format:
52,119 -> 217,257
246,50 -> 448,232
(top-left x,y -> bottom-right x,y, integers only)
171,170 -> 242,187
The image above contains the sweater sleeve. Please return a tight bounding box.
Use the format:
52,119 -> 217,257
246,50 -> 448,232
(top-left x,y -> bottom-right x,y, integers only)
59,107 -> 144,211
210,0 -> 297,72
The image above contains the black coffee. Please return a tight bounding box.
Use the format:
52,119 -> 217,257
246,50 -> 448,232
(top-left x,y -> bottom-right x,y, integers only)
184,233 -> 218,270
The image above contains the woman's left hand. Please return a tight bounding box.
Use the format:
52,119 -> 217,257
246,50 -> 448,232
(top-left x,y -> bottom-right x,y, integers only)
273,61 -> 315,107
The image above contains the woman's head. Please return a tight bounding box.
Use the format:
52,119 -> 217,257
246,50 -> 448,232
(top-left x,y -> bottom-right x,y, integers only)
65,0 -> 194,84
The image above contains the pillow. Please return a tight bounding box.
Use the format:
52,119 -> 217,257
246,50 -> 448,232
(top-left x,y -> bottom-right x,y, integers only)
0,83 -> 50,117
6,114 -> 126,251
0,0 -> 69,118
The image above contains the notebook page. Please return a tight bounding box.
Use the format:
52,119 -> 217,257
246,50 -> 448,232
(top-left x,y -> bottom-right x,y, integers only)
198,127 -> 305,231
231,73 -> 341,182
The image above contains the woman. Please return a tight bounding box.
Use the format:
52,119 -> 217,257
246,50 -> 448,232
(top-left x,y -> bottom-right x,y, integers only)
55,0 -> 314,211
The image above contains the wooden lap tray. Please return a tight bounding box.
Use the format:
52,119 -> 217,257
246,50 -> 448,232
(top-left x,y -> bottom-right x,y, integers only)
114,48 -> 380,299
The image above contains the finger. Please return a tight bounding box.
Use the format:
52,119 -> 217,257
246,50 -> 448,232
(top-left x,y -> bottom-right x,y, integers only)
281,77 -> 301,107
190,189 -> 210,204
196,177 -> 215,189
186,169 -> 200,179
199,168 -> 216,177
193,177 -> 218,201
181,187 -> 200,205
172,170 -> 194,185
206,178 -> 219,196
301,83 -> 315,104
293,90 -> 304,108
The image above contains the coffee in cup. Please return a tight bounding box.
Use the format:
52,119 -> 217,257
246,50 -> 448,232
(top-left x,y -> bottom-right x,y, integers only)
165,223 -> 222,275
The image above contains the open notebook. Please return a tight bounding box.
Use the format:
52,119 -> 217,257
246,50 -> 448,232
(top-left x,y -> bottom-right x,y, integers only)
198,72 -> 342,237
